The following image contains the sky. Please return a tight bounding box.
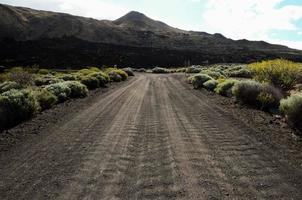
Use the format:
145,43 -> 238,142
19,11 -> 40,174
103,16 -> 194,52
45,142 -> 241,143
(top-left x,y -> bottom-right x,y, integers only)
1,0 -> 302,50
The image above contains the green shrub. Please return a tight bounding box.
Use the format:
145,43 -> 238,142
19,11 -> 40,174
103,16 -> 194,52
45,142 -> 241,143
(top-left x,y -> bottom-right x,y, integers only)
64,81 -> 88,98
90,72 -> 109,85
38,69 -> 50,75
78,67 -> 100,76
105,68 -> 128,81
188,74 -> 213,89
109,71 -> 123,82
280,93 -> 302,131
34,75 -> 62,86
81,76 -> 100,89
201,70 -> 222,79
60,74 -> 77,81
8,70 -> 34,87
186,66 -> 201,73
0,81 -> 21,93
232,80 -> 282,109
152,67 -> 169,74
45,83 -> 71,102
0,89 -> 39,130
249,59 -> 302,90
34,89 -> 58,110
203,80 -> 218,91
227,68 -> 252,78
215,79 -> 239,96
122,68 -> 135,76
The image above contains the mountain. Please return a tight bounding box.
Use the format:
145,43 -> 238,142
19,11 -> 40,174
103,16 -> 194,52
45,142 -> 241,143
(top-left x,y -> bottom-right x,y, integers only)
0,3 -> 301,68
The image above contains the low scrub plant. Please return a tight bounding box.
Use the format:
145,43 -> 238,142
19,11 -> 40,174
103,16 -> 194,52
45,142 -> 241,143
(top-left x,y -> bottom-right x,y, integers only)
0,81 -> 21,93
186,66 -> 201,73
232,80 -> 282,109
249,59 -> 302,90
152,67 -> 169,74
188,74 -> 213,89
45,82 -> 71,102
215,79 -> 239,96
91,72 -> 110,84
108,71 -> 123,82
34,89 -> 58,110
203,80 -> 218,91
60,74 -> 77,81
0,89 -> 39,130
78,67 -> 100,76
200,70 -> 222,79
38,69 -> 50,75
105,68 -> 128,81
227,68 -> 252,78
34,75 -> 62,86
64,81 -> 88,98
81,76 -> 100,89
280,93 -> 302,131
122,68 -> 135,76
8,70 -> 34,87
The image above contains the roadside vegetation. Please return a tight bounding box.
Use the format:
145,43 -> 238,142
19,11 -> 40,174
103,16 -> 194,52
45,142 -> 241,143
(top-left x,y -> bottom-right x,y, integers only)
186,59 -> 302,133
0,66 -> 131,130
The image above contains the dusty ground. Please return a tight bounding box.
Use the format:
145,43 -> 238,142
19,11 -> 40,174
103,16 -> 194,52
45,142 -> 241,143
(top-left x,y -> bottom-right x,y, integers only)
0,73 -> 302,199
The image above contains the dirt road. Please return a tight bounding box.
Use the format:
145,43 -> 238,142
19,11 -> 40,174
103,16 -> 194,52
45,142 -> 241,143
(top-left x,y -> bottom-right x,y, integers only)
0,74 -> 302,199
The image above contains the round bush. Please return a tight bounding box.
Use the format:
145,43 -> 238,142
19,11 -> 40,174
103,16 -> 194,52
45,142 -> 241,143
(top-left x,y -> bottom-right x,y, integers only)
202,70 -> 222,79
34,75 -> 62,86
227,69 -> 252,78
0,81 -> 21,93
232,80 -> 282,109
45,83 -> 71,102
122,68 -> 135,76
203,80 -> 218,91
60,74 -> 77,81
189,74 -> 213,89
105,68 -> 128,81
108,71 -> 122,82
81,76 -> 100,89
90,72 -> 109,86
186,66 -> 201,73
215,79 -> 239,96
152,67 -> 169,74
0,89 -> 39,130
38,69 -> 50,75
34,89 -> 58,110
280,93 -> 302,131
64,81 -> 88,98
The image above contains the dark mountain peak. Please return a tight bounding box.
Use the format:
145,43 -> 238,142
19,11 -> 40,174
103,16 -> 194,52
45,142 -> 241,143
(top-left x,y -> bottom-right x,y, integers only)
121,11 -> 147,21
114,11 -> 150,24
114,10 -> 179,32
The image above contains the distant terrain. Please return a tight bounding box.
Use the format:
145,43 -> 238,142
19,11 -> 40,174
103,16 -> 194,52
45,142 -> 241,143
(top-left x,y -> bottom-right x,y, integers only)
0,3 -> 302,67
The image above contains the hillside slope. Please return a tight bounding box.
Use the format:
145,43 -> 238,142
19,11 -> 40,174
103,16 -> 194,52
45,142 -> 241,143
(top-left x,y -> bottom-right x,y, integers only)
0,3 -> 301,67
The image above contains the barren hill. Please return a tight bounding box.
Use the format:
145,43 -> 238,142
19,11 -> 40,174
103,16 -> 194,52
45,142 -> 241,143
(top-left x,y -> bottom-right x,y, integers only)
0,3 -> 301,67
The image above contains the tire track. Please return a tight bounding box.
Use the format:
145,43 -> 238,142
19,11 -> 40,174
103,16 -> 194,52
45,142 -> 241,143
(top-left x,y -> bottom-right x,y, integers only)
165,75 -> 302,199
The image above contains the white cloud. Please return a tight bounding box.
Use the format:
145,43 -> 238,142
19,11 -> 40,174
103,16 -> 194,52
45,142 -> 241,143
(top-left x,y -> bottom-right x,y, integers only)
2,0 -> 129,20
268,39 -> 302,50
202,0 -> 302,49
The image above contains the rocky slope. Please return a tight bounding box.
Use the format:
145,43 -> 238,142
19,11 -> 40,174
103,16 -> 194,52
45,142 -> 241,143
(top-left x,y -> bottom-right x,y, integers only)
0,3 -> 301,67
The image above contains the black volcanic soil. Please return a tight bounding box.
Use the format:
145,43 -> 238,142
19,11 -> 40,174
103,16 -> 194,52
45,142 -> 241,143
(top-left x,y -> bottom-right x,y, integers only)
0,73 -> 302,199
1,37 -> 302,68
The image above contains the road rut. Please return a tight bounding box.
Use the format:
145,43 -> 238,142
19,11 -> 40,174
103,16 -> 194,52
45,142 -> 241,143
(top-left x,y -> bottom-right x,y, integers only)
0,74 -> 302,199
